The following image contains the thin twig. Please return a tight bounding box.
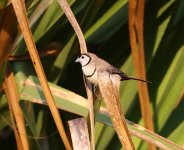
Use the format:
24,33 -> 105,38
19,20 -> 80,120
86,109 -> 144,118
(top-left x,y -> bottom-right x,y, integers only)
8,49 -> 60,61
2,83 -> 23,150
57,0 -> 94,149
128,1 -> 155,149
85,80 -> 95,150
10,0 -> 53,52
11,0 -> 72,149
0,5 -> 16,73
4,65 -> 29,150
57,0 -> 87,54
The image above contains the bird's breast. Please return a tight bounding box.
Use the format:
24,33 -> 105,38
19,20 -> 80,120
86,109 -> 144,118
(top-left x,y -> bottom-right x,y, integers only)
82,65 -> 98,84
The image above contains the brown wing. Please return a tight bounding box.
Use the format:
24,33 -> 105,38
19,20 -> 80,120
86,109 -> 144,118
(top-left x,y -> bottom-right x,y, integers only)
107,67 -> 129,80
95,55 -> 150,83
95,56 -> 127,78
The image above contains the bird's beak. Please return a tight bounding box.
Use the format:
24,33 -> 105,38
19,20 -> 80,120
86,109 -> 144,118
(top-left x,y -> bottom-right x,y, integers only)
75,57 -> 80,63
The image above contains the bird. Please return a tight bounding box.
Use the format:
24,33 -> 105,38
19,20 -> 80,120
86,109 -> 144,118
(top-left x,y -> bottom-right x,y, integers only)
75,52 -> 150,85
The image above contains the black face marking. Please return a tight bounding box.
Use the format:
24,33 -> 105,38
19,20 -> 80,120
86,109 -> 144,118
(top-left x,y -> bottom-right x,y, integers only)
85,68 -> 96,77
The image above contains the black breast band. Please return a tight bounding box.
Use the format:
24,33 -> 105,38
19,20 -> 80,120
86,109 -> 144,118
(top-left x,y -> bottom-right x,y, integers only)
85,68 -> 96,77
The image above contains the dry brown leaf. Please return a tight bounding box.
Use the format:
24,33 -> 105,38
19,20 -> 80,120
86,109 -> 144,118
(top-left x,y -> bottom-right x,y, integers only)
98,71 -> 135,150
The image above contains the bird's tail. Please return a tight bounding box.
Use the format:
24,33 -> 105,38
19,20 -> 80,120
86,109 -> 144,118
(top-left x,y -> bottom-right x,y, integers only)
121,77 -> 151,83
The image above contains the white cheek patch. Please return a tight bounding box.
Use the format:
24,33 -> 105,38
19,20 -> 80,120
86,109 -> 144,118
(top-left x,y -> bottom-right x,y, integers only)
85,58 -> 89,64
81,59 -> 88,66
81,56 -> 91,67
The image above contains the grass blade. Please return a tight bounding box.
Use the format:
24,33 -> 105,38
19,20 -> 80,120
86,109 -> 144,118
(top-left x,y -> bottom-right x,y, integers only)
11,0 -> 72,149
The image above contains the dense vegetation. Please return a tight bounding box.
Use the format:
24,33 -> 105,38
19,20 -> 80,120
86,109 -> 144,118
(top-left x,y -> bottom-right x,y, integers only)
0,0 -> 184,149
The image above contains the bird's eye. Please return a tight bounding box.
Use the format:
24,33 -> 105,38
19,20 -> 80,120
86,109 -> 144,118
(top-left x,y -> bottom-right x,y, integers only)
81,56 -> 84,59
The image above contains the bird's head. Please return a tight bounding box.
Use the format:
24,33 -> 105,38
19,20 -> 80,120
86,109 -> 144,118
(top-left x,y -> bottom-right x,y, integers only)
75,53 -> 91,67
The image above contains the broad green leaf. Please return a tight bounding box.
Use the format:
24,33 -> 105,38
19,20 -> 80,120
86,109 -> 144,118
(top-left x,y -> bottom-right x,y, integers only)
17,75 -> 182,150
48,35 -> 76,83
85,0 -> 128,44
20,76 -> 88,117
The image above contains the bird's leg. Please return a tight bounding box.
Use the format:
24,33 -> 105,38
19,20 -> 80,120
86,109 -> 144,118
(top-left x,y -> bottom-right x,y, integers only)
93,85 -> 102,122
84,77 -> 95,150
